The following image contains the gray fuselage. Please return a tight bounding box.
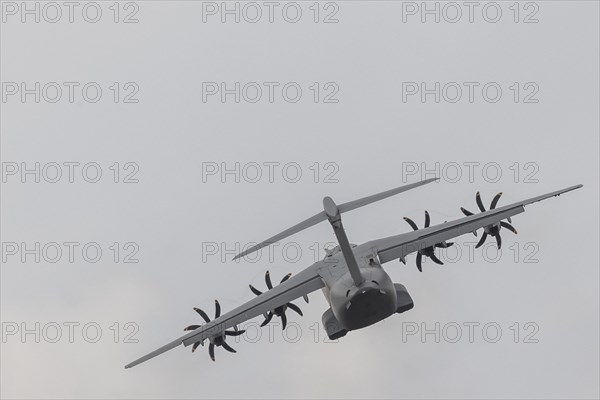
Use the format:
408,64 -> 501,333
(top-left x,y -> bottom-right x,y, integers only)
317,245 -> 398,331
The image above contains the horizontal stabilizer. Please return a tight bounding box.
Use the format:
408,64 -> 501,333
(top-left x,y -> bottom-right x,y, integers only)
233,178 -> 437,260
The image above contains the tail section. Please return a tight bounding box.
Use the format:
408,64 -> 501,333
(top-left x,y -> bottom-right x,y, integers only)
233,178 -> 438,261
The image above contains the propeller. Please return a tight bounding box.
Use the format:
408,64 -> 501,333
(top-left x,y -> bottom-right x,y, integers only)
461,192 -> 518,249
249,271 -> 305,330
184,299 -> 245,362
403,211 -> 454,272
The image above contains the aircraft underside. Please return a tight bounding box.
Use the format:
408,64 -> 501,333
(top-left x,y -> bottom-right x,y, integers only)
322,267 -> 414,339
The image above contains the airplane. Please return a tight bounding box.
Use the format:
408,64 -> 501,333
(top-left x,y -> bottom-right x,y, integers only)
125,179 -> 583,367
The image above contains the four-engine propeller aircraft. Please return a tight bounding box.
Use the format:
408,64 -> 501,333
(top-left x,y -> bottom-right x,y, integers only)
125,179 -> 582,367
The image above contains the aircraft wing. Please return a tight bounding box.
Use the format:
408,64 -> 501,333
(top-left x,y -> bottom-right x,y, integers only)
369,185 -> 582,264
125,267 -> 324,368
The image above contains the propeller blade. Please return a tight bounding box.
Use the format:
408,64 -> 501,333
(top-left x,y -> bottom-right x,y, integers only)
416,252 -> 423,272
404,217 -> 419,231
265,271 -> 273,290
249,284 -> 262,296
225,330 -> 246,337
184,325 -> 201,331
424,211 -> 430,228
261,311 -> 273,327
500,222 -> 518,234
461,207 -> 474,217
490,192 -> 502,210
476,192 -> 486,212
429,253 -> 444,265
221,341 -> 237,353
192,342 -> 201,352
208,343 -> 215,362
214,300 -> 221,319
287,302 -> 303,316
280,313 -> 287,330
280,273 -> 292,284
495,234 -> 502,249
194,308 -> 211,323
476,232 -> 488,248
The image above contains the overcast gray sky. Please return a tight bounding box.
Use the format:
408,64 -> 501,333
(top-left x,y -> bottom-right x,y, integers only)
1,1 -> 599,399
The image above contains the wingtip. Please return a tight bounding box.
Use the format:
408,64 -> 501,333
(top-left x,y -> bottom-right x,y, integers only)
558,184 -> 584,194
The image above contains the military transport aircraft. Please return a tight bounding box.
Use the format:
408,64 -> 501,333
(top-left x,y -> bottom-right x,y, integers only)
125,179 -> 582,367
